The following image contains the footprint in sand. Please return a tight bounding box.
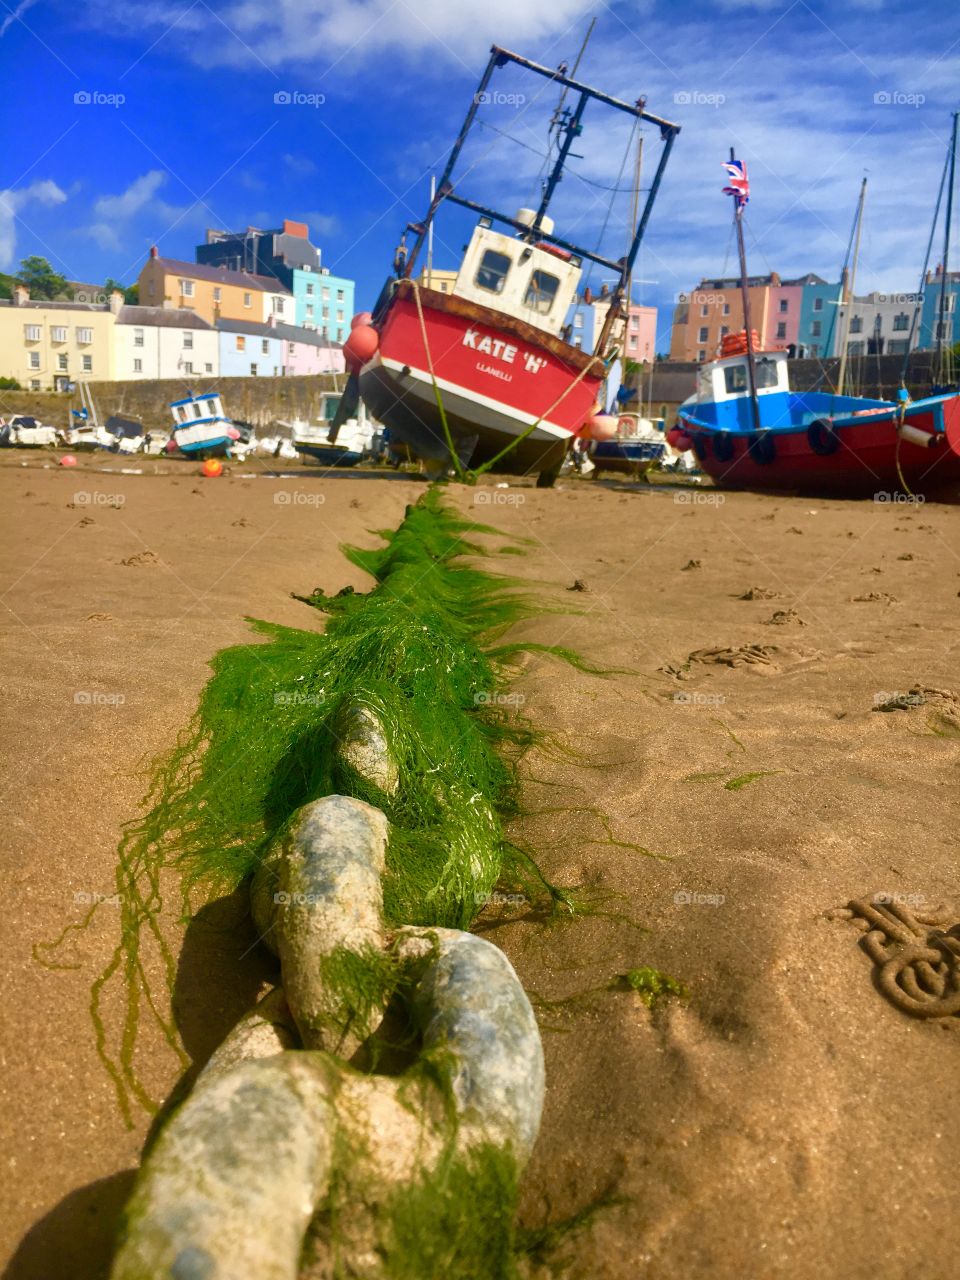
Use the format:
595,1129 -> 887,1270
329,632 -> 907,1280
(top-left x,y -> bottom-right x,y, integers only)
851,591 -> 898,604
763,609 -> 805,626
121,550 -> 160,568
85,612 -> 113,621
681,559 -> 701,571
736,586 -> 784,600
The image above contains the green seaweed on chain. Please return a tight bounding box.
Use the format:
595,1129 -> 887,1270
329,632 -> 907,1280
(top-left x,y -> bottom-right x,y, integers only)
92,489 -> 608,1122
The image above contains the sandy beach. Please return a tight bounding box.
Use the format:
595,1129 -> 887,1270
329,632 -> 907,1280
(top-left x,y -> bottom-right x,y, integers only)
2,454 -> 958,1280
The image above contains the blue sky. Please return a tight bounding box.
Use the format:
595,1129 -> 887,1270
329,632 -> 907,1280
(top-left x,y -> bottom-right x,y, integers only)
2,0 -> 958,353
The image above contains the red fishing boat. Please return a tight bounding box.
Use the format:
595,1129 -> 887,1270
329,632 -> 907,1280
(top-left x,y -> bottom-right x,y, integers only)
333,45 -> 680,484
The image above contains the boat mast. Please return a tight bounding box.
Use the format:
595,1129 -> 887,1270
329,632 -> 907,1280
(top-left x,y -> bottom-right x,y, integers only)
935,110 -> 958,387
837,176 -> 866,397
727,147 -> 762,434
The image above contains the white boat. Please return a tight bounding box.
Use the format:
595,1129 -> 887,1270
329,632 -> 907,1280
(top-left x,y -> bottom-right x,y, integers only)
169,391 -> 240,457
0,415 -> 59,448
288,393 -> 375,466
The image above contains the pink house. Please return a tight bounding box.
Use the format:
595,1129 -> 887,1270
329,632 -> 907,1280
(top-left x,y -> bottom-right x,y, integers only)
623,303 -> 658,363
274,321 -> 346,375
764,282 -> 802,352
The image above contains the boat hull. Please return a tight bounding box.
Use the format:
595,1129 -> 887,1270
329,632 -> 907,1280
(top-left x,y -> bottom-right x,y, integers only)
295,443 -> 364,467
679,396 -> 960,498
359,283 -> 602,476
591,439 -> 665,474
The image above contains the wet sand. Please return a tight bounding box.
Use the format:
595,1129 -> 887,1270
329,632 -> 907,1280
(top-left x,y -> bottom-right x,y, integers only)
1,454 -> 958,1279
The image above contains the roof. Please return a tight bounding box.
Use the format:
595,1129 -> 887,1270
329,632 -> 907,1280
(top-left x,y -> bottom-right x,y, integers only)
116,305 -> 215,329
215,318 -> 340,347
145,255 -> 292,295
0,299 -> 108,312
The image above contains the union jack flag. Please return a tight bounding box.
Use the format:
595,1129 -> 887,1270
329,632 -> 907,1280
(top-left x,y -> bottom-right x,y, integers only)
722,159 -> 750,209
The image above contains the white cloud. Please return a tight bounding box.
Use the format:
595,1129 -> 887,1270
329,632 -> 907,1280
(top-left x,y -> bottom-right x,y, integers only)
0,179 -> 67,269
283,153 -> 317,175
0,0 -> 39,38
81,171 -> 200,254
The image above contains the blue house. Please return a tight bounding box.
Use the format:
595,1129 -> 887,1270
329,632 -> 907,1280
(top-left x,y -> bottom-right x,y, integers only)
792,274 -> 840,358
919,269 -> 960,350
295,269 -> 355,341
216,319 -> 284,377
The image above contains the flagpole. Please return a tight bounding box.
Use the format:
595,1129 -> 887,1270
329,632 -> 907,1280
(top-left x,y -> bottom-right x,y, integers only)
728,148 -> 762,434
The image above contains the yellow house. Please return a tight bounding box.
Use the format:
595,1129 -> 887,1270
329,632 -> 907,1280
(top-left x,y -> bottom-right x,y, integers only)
0,286 -> 118,390
417,267 -> 459,295
138,249 -> 293,326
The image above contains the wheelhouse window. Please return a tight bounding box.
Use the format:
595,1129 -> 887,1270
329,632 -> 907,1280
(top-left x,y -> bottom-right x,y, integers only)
756,358 -> 778,387
724,364 -> 747,393
523,269 -> 560,315
475,250 -> 511,295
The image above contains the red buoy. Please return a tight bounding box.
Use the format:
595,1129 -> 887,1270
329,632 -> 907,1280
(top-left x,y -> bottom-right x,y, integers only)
343,323 -> 379,372
350,311 -> 373,329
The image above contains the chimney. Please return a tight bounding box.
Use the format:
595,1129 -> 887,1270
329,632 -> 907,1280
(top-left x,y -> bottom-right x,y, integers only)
109,289 -> 124,315
12,284 -> 29,306
840,267 -> 850,304
150,245 -> 158,259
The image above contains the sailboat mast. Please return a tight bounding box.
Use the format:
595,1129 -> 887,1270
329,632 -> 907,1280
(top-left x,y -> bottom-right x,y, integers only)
729,148 -> 762,433
837,176 -> 867,397
935,110 -> 958,386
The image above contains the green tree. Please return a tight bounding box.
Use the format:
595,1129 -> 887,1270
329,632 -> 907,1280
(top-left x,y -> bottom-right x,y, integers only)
16,256 -> 69,300
103,276 -> 126,298
124,283 -> 139,304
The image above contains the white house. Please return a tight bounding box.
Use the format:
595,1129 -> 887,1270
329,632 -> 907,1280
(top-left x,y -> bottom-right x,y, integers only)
113,306 -> 220,380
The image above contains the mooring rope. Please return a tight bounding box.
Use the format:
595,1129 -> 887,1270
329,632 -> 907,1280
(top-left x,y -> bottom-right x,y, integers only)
830,896 -> 960,1018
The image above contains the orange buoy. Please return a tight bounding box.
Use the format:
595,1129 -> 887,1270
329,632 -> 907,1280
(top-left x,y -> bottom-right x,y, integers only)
202,457 -> 223,477
350,311 -> 373,328
343,323 -> 379,372
587,414 -> 619,441
60,454 -> 78,467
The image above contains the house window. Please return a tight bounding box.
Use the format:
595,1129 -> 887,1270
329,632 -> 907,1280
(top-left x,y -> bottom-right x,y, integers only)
30,379 -> 40,390
77,327 -> 93,343
261,339 -> 269,354
813,297 -> 824,312
243,292 -> 252,308
29,351 -> 40,368
82,355 -> 92,371
205,363 -> 212,372
134,328 -> 144,347
321,325 -> 329,337
306,304 -> 314,318
183,362 -> 193,373
629,336 -> 638,349
236,336 -> 246,351
475,249 -> 511,294
24,324 -> 41,341
183,331 -> 193,349
697,350 -> 706,361
213,287 -> 221,303
810,345 -> 820,357
51,326 -> 67,342
573,314 -> 583,328
850,316 -> 863,334
779,299 -> 788,313
698,327 -> 709,342
573,336 -> 582,348
630,315 -> 639,329
322,306 -> 329,319
273,297 -> 284,314
893,313 -> 909,332
133,358 -> 142,372
440,283 -> 448,293
306,283 -> 314,296
58,354 -> 68,370
888,339 -> 909,354
722,302 -> 730,316
776,322 -> 787,338
250,363 -> 258,375
180,279 -> 194,297
322,287 -> 330,301
523,270 -> 560,315
847,341 -> 864,356
336,309 -> 344,322
811,321 -> 821,337
720,325 -> 729,337
336,289 -> 344,301
336,327 -> 344,342
700,304 -> 708,317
